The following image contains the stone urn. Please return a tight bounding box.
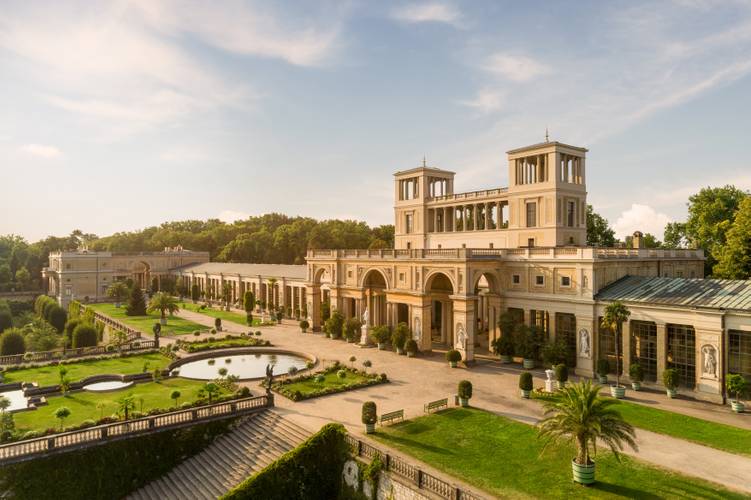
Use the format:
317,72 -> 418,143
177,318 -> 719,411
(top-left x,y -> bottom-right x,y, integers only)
572,459 -> 595,485
377,343 -> 385,350
459,397 -> 469,407
666,388 -> 677,399
610,385 -> 626,399
598,375 -> 608,384
631,382 -> 641,391
522,358 -> 535,369
731,401 -> 745,413
449,361 -> 457,368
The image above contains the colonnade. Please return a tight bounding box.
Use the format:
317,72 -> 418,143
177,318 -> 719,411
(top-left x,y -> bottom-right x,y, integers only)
427,201 -> 508,233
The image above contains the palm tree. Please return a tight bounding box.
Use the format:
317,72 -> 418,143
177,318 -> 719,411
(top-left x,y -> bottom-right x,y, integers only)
538,381 -> 637,484
147,292 -> 180,325
601,301 -> 631,388
107,281 -> 130,308
0,395 -> 10,413
204,382 -> 220,404
116,394 -> 136,420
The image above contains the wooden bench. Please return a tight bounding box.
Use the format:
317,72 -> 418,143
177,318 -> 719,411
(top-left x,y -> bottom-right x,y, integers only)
424,398 -> 448,414
379,409 -> 404,426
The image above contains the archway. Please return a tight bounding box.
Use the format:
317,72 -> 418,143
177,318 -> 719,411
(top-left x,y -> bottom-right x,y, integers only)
132,262 -> 151,289
362,269 -> 388,328
425,272 -> 455,347
473,272 -> 501,352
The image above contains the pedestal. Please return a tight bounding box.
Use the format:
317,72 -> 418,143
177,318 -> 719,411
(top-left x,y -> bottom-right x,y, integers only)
359,325 -> 371,347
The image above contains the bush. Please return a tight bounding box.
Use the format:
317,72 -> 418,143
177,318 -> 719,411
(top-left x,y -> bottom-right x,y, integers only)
541,338 -> 569,366
324,311 -> 344,339
299,319 -> 309,332
726,373 -> 748,401
214,318 -> 222,330
519,371 -> 533,391
662,368 -> 679,390
446,349 -> 461,363
405,339 -> 418,355
48,306 -> 67,334
0,310 -> 12,333
629,363 -> 644,383
597,359 -> 610,377
515,325 -> 542,360
288,366 -> 298,376
314,374 -> 325,383
362,401 -> 377,425
125,286 -> 147,316
391,322 -> 409,351
554,363 -> 568,383
64,319 -> 80,339
491,334 -> 514,357
41,300 -> 57,322
72,324 -> 98,348
458,380 -> 473,399
343,318 -> 361,342
379,373 -> 388,382
237,386 -> 251,397
369,325 -> 392,345
336,369 -> 346,379
0,330 -> 25,355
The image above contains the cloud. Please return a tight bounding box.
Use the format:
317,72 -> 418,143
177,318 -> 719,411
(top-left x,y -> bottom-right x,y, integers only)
391,3 -> 461,25
20,143 -> 63,159
612,204 -> 672,240
218,210 -> 251,223
483,53 -> 551,83
459,88 -> 505,113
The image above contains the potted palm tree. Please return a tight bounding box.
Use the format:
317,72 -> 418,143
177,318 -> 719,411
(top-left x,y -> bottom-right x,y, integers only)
362,401 -> 377,433
554,364 -> 568,390
629,363 -> 644,391
458,380 -> 472,407
726,374 -> 747,413
516,325 -> 537,369
662,368 -> 679,398
519,371 -> 533,398
596,359 -> 610,385
446,349 -> 462,368
538,380 -> 637,485
491,334 -> 514,364
601,302 -> 630,399
392,323 -> 409,354
147,292 -> 180,326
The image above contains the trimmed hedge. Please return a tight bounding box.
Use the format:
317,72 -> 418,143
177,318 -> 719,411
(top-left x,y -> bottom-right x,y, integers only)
0,418 -> 236,500
72,324 -> 98,348
0,329 -> 26,355
272,364 -> 388,401
177,335 -> 271,353
221,423 -> 349,500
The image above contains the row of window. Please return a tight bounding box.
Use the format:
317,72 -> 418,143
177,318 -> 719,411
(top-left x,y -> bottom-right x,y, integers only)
511,274 -> 571,287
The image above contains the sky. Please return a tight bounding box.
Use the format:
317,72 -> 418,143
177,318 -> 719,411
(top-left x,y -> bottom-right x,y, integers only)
1,0 -> 751,242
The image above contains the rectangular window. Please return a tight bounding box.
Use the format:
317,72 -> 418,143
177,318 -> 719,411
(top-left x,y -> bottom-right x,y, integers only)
631,321 -> 658,382
597,317 -> 621,375
529,309 -> 549,337
512,274 -> 520,284
729,330 -> 751,383
535,275 -> 544,286
667,324 -> 696,389
555,313 -> 577,367
526,202 -> 537,227
567,201 -> 575,227
405,214 -> 414,234
560,276 -> 571,287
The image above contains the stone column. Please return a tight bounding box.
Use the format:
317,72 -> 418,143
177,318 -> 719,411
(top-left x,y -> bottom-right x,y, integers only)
309,284 -> 321,331
656,322 -> 667,386
621,319 -> 631,378
548,311 -> 557,342
416,299 -> 432,352
386,302 -> 394,328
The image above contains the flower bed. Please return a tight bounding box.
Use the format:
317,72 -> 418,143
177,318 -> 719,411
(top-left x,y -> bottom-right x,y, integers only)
176,335 -> 272,353
272,363 -> 388,401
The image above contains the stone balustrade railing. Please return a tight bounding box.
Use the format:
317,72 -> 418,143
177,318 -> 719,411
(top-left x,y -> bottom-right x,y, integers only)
0,395 -> 271,465
427,187 -> 508,203
346,434 -> 485,500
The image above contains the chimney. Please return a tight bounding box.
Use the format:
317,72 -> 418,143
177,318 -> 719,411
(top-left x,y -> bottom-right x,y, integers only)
632,231 -> 644,249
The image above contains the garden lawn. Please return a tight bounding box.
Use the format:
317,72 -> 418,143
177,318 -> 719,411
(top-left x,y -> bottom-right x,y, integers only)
180,303 -> 261,327
89,303 -> 206,336
1,352 -> 171,386
373,408 -> 745,499
609,398 -> 751,458
13,378 -> 218,433
282,370 -> 370,397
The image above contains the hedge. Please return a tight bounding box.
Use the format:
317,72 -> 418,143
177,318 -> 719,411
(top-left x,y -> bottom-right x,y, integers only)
272,364 -> 388,402
0,418 -> 236,500
72,324 -> 98,348
221,423 -> 349,500
0,329 -> 26,355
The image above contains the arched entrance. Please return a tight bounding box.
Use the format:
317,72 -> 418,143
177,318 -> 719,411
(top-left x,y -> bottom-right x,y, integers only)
473,272 -> 501,352
132,262 -> 151,289
425,272 -> 455,348
362,269 -> 388,329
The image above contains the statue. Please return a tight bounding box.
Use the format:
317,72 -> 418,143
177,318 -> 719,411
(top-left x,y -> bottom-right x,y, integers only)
455,323 -> 467,351
361,306 -> 369,325
264,363 -> 274,396
578,328 -> 591,359
701,345 -> 717,378
544,369 -> 556,393
413,317 -> 422,341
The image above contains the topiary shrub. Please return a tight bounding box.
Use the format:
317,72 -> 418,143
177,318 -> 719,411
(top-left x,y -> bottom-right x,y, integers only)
391,323 -> 409,353
597,359 -> 610,377
64,319 -> 80,339
446,349 -> 461,364
629,363 -> 644,383
314,374 -> 325,383
662,368 -> 679,390
0,330 -> 25,355
554,364 -> 568,383
362,401 -> 377,426
299,319 -> 309,332
48,306 -> 67,334
72,324 -> 98,348
337,369 -> 347,379
519,371 -> 533,391
405,339 -> 418,356
458,380 -> 473,400
0,310 -> 12,333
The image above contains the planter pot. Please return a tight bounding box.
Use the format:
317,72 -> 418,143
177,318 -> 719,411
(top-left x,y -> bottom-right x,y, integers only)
449,361 -> 457,368
572,459 -> 595,485
459,397 -> 469,407
407,352 -> 415,358
666,388 -> 677,399
731,401 -> 745,413
301,329 -> 307,333
520,389 -> 530,399
631,382 -> 641,391
522,359 -> 535,369
556,381 -> 566,390
396,348 -> 405,355
597,375 -> 608,384
365,423 -> 375,434
610,385 -> 626,399
500,355 -> 512,364
377,343 -> 385,350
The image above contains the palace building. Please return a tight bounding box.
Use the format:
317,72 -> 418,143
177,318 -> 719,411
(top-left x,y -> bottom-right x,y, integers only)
45,139 -> 751,403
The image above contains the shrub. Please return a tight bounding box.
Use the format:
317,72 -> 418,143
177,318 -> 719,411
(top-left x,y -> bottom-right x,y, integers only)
246,312 -> 253,326
214,318 -> 222,330
541,338 -> 569,366
299,319 -> 309,332
343,318 -> 362,342
64,319 -> 81,339
629,363 -> 644,383
324,311 -> 344,339
519,371 -> 533,391
255,331 -> 262,336
379,373 -> 388,382
314,374 -> 325,383
336,369 -> 346,379
405,339 -> 418,355
72,324 -> 98,348
491,334 -> 514,357
125,286 -> 147,316
369,325 -> 392,345
597,359 -> 610,377
288,366 -> 298,376
210,328 -> 217,334
0,330 -> 25,355
42,300 -> 57,322
193,330 -> 201,337
726,374 -> 748,402
554,363 -> 568,383
458,380 -> 473,399
237,386 -> 251,397
662,368 -> 679,390
515,325 -> 542,360
48,306 -> 67,334
391,322 -> 409,351
0,310 -> 12,333
446,349 -> 461,363
362,401 -> 377,425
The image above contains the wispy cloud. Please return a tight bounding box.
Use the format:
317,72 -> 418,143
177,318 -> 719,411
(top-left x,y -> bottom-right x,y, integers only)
459,88 -> 505,113
483,53 -> 550,82
20,143 -> 62,159
391,2 -> 461,26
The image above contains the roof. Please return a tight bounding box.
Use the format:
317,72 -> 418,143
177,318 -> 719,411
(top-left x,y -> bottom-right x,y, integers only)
596,276 -> 751,312
506,141 -> 588,155
172,262 -> 307,281
393,166 -> 455,177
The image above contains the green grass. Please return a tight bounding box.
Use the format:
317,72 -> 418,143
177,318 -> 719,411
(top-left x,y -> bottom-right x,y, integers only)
373,407 -> 744,499
180,302 -> 263,327
609,399 -> 751,458
89,303 -> 206,336
2,352 -> 172,386
281,369 -> 370,397
13,378 -> 216,432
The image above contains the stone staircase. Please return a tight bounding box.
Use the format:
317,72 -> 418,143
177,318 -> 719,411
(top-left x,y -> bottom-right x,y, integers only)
127,409 -> 311,500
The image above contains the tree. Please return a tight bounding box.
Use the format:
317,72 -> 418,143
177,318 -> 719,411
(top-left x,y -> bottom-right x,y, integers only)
0,329 -> 25,355
0,310 -> 11,333
624,233 -> 662,249
170,390 -> 181,407
243,291 -> 255,313
713,196 -> 751,279
0,396 -> 10,413
72,323 -> 98,348
54,406 -> 71,430
586,205 -> 616,247
267,278 -> 277,310
663,222 -> 687,249
125,285 -> 147,316
14,267 -> 30,290
203,382 -> 220,404
147,292 -> 180,325
107,281 -> 130,307
191,284 -> 200,303
538,381 -> 637,473
116,394 -> 136,420
601,301 -> 630,388
48,305 -> 67,334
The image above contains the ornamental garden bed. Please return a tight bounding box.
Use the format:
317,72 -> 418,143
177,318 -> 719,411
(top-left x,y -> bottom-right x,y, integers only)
180,302 -> 265,326
176,334 -> 271,353
272,363 -> 387,401
88,303 -> 206,336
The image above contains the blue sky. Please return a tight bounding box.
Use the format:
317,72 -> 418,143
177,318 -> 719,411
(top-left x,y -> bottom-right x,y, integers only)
1,0 -> 750,242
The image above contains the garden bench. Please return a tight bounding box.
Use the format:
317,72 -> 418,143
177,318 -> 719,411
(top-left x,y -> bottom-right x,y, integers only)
424,398 -> 448,414
379,409 -> 404,426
